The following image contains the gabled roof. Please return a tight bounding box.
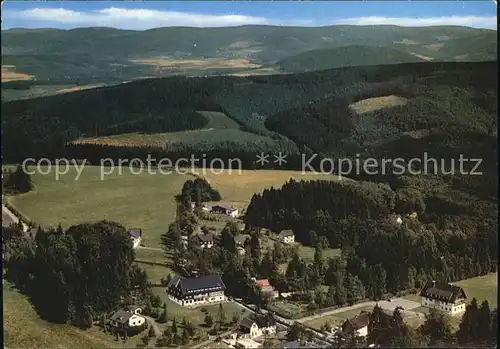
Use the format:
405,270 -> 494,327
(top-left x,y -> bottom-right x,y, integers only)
255,279 -> 270,288
420,281 -> 466,302
192,233 -> 214,243
283,341 -> 322,348
167,274 -> 226,297
342,311 -> 370,331
279,229 -> 294,238
109,310 -> 134,324
128,228 -> 142,238
212,204 -> 237,211
239,313 -> 275,330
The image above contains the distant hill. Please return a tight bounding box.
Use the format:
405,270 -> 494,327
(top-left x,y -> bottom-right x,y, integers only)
1,25 -> 496,82
276,45 -> 425,72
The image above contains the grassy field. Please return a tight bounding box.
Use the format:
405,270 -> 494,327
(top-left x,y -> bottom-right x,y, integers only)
403,273 -> 498,308
3,282 -> 122,349
348,95 -> 409,115
8,166 -> 186,248
198,169 -> 341,209
303,305 -> 375,329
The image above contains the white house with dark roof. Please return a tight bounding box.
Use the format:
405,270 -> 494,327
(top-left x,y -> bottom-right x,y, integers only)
190,232 -> 215,249
166,274 -> 226,307
278,230 -> 295,244
211,204 -> 239,218
239,313 -> 277,338
127,228 -> 142,249
108,308 -> 146,330
342,311 -> 370,338
420,280 -> 467,315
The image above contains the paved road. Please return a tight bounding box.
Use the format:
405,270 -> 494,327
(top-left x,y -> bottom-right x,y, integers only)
2,204 -> 29,232
136,245 -> 163,251
296,301 -> 378,323
2,206 -> 16,227
191,328 -> 235,349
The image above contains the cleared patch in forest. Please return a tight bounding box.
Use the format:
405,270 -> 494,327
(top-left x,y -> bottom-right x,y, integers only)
348,95 -> 409,115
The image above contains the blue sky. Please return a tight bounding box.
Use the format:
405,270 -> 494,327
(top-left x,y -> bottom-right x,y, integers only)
2,1 -> 497,30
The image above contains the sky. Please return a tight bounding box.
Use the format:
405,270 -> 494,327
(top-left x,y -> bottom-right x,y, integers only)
1,1 -> 497,31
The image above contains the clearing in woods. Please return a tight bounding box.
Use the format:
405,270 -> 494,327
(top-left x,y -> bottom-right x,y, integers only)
1,69 -> 34,82
131,57 -> 261,70
403,273 -> 498,308
348,95 -> 409,115
8,166 -> 187,248
196,169 -> 342,209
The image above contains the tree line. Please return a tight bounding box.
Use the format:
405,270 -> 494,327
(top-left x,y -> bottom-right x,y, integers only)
2,221 -> 153,328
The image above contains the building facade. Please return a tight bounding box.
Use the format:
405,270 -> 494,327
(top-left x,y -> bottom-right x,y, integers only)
211,205 -> 239,217
167,274 -> 227,307
278,230 -> 295,244
420,280 -> 467,315
127,228 -> 142,249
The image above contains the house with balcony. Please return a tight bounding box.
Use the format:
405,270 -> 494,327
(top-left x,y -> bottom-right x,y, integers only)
166,274 -> 226,307
420,280 -> 467,315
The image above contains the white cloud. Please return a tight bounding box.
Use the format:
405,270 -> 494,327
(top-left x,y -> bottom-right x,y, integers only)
3,8 -> 497,30
7,7 -> 272,29
335,16 -> 497,30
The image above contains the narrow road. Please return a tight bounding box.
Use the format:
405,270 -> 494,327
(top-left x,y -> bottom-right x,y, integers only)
2,204 -> 29,232
136,246 -> 163,252
144,315 -> 162,337
296,301 -> 378,323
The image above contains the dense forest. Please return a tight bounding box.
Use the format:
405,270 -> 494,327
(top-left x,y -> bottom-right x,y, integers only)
243,178 -> 497,295
2,62 -> 495,164
2,221 -> 152,328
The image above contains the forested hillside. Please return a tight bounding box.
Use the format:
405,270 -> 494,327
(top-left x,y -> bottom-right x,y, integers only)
1,25 -> 496,83
2,62 -> 496,174
276,45 -> 424,72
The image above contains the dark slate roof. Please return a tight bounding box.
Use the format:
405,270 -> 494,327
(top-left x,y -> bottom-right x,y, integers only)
282,341 -> 322,348
167,274 -> 225,297
127,305 -> 142,313
128,228 -> 142,238
420,281 -> 466,303
239,316 -> 257,330
279,229 -> 294,237
342,311 -> 370,331
239,313 -> 275,330
193,233 -> 214,243
212,204 -> 237,211
109,310 -> 133,324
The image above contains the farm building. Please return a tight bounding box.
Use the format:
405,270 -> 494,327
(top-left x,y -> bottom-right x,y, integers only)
107,307 -> 146,331
166,274 -> 226,307
211,204 -> 239,217
341,311 -> 370,338
239,313 -> 277,338
190,232 -> 215,249
420,280 -> 467,315
278,229 -> 295,244
127,228 -> 142,248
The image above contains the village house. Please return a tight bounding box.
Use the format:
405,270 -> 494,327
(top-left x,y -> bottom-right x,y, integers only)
127,228 -> 142,249
341,311 -> 370,338
211,204 -> 239,218
166,274 -> 226,307
278,229 -> 295,244
238,313 -> 277,338
252,278 -> 279,299
420,280 -> 467,315
282,340 -> 323,348
107,306 -> 146,331
190,232 -> 215,249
